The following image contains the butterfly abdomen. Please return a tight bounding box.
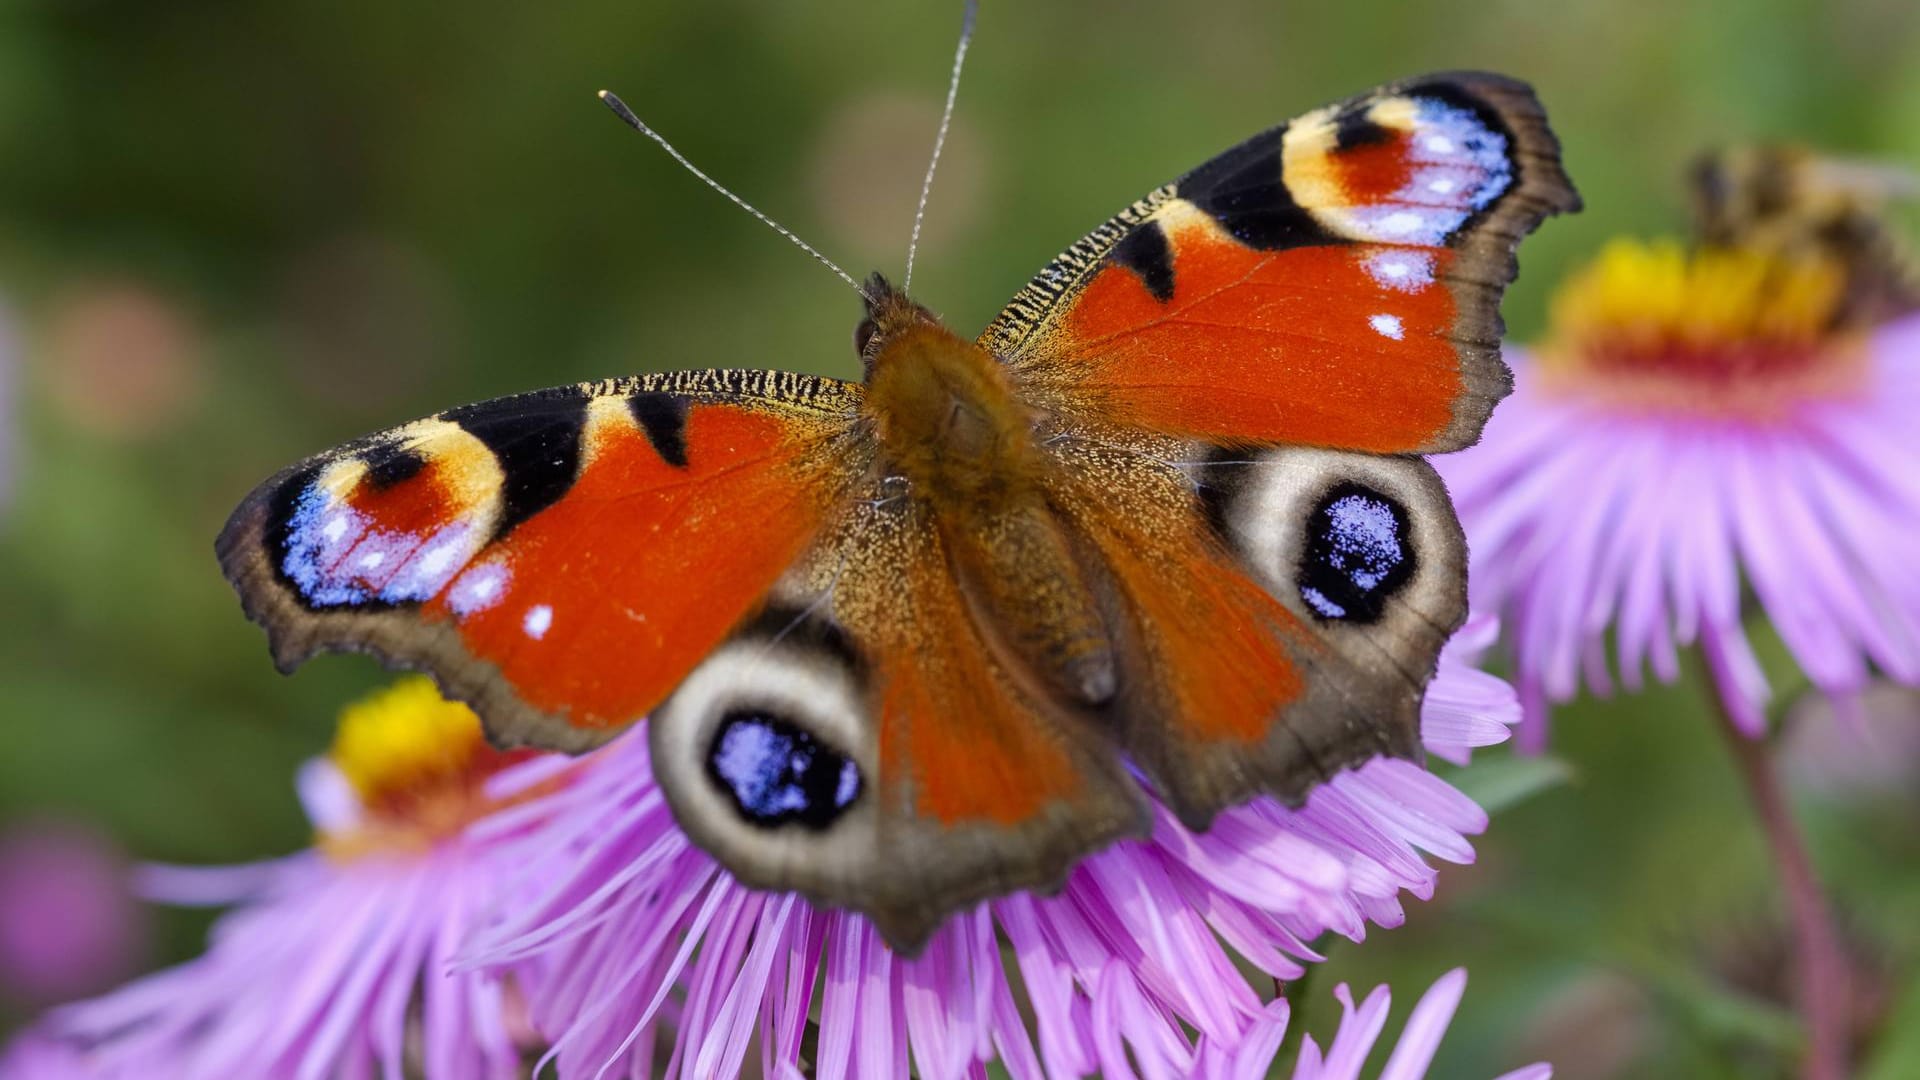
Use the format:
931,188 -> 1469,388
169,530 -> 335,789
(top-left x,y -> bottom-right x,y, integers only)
941,501 -> 1118,706
863,314 -> 1117,707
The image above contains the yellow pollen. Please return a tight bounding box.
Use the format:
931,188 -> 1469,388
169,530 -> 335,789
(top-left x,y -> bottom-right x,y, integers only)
319,678 -> 534,857
1535,238 -> 1868,416
330,677 -> 490,807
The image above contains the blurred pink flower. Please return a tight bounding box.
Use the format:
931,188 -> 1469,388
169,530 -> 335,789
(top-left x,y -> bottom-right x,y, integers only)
1438,239 -> 1920,744
463,620 -> 1520,1079
8,968 -> 1551,1079
39,280 -> 205,443
46,680 -> 562,1079
0,1028 -> 94,1079
0,821 -> 143,1007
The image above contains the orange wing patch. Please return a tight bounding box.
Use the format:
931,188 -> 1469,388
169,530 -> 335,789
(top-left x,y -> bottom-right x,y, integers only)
1042,436 -> 1374,828
812,501 -> 1109,830
1089,508 -> 1307,746
428,398 -> 833,732
1055,201 -> 1463,451
872,551 -> 1087,828
713,498 -> 1152,951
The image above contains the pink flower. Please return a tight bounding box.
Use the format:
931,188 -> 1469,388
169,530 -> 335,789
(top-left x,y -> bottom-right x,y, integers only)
0,1028 -> 94,1080
464,620 -> 1522,1079
1438,237 -> 1920,743
46,680 -> 563,1078
22,636 -> 1525,1077
0,822 -> 144,1007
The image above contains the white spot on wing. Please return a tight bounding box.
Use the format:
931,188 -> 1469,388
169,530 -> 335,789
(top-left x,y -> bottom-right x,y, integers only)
523,604 -> 553,640
1424,134 -> 1456,154
1362,250 -> 1435,293
414,539 -> 459,578
1428,177 -> 1457,194
1379,211 -> 1425,236
1370,314 -> 1405,340
380,522 -> 481,602
447,562 -> 509,616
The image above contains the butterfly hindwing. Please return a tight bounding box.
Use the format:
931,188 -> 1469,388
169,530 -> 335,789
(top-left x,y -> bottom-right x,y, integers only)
648,492 -> 1149,952
218,371 -> 866,751
1034,427 -> 1462,829
983,71 -> 1580,455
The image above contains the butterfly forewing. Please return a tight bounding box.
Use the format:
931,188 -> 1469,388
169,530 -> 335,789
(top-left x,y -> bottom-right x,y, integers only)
983,71 -> 1580,455
218,371 -> 867,752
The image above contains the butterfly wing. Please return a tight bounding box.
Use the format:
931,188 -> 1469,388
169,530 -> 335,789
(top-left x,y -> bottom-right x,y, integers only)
972,72 -> 1573,828
217,370 -> 866,751
646,491 -> 1149,952
1038,428 -> 1465,828
983,71 -> 1579,454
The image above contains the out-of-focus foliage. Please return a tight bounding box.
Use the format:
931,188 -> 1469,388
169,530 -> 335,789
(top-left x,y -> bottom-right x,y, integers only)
1,1 -> 1917,1074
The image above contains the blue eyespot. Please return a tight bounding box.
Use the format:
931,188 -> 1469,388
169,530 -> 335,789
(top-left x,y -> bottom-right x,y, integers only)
707,711 -> 862,830
1298,483 -> 1413,623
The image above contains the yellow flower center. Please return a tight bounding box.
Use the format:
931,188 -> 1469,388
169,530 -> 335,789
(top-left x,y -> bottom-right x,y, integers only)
1534,238 -> 1871,417
319,677 -> 536,858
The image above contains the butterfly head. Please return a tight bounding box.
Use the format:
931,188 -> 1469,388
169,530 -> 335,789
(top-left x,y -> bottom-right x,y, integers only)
854,272 -> 945,373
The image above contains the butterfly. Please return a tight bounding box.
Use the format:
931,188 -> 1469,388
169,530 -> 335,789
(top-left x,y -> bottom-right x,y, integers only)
217,68 -> 1578,954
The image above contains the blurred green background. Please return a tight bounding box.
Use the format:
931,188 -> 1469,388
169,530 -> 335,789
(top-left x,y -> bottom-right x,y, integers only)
2,0 -> 1917,1075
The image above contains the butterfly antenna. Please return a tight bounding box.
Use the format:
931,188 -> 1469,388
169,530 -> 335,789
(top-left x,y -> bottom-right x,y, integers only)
901,0 -> 979,295
598,90 -> 873,304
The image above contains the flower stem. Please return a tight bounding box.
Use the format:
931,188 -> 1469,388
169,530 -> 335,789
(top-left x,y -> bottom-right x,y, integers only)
1707,689 -> 1850,1080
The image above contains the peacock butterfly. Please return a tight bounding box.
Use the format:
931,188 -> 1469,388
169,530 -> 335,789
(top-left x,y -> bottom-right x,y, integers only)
216,10 -> 1578,952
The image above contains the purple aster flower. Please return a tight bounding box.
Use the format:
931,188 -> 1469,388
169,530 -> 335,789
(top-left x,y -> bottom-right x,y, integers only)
1197,968 -> 1551,1080
1438,233 -> 1920,744
0,1028 -> 94,1079
46,679 -> 566,1078
465,619 -> 1520,1079
0,821 -> 144,1008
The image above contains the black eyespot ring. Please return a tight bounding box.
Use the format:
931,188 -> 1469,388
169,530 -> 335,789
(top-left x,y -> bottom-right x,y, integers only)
1297,482 -> 1415,624
706,710 -> 862,830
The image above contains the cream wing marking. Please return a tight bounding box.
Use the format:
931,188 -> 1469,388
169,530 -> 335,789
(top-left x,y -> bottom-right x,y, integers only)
651,618 -> 880,899
1198,447 -> 1467,686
